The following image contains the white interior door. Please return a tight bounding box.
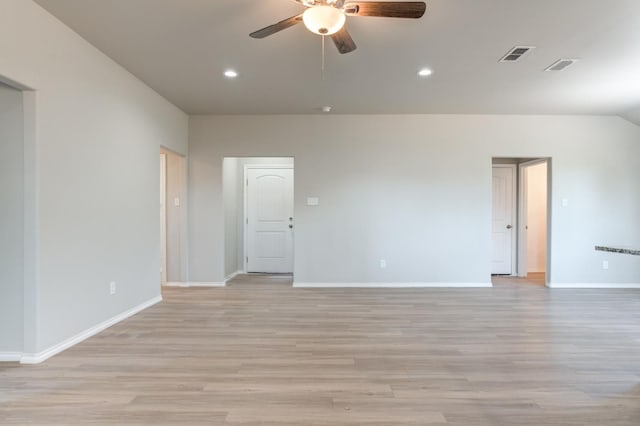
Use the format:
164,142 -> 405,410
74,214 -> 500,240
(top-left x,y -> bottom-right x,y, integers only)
246,168 -> 294,273
492,166 -> 515,274
524,162 -> 548,273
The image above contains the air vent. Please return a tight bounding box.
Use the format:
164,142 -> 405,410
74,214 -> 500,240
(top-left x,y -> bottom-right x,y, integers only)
545,59 -> 578,72
499,46 -> 535,63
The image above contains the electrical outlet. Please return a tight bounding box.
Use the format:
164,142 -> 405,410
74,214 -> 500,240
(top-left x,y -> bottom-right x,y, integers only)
602,260 -> 609,270
109,281 -> 117,295
379,259 -> 387,269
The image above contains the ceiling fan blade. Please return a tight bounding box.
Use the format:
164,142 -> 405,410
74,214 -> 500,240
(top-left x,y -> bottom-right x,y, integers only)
250,14 -> 303,39
343,2 -> 426,18
331,26 -> 357,54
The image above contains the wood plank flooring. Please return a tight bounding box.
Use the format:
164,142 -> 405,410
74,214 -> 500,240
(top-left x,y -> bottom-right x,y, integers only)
1,274 -> 639,425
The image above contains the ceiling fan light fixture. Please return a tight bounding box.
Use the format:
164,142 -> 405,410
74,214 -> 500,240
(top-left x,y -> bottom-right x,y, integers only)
303,6 -> 346,36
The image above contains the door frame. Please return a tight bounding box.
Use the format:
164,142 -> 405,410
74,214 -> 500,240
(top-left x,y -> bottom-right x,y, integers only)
243,164 -> 295,273
0,74 -> 38,356
160,153 -> 167,285
160,147 -> 188,285
492,164 -> 518,276
517,158 -> 551,282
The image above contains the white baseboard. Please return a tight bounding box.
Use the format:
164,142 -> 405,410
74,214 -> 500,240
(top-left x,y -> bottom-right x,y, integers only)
189,281 -> 226,287
20,295 -> 162,365
225,270 -> 243,283
547,282 -> 640,289
293,282 -> 493,288
164,281 -> 226,287
0,352 -> 22,362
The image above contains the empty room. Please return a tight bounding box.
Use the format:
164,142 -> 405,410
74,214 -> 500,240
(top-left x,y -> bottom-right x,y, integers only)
1,0 -> 639,425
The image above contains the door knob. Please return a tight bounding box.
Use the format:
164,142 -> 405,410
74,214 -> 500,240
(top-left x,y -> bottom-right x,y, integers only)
506,225 -> 513,229
289,224 -> 293,229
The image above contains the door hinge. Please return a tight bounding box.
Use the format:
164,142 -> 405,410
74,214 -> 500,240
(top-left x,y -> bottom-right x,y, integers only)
246,218 -> 248,225
246,178 -> 248,186
246,256 -> 248,263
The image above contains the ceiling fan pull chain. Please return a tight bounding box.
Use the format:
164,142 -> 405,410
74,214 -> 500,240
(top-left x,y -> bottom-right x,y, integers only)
321,35 -> 326,81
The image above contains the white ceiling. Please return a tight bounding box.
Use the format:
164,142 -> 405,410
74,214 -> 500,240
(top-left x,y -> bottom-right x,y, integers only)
34,0 -> 640,116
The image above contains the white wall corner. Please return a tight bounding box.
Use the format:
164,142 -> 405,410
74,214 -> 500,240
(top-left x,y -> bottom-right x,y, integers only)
620,108 -> 640,127
19,295 -> 162,365
547,282 -> 640,289
292,282 -> 493,288
224,270 -> 243,283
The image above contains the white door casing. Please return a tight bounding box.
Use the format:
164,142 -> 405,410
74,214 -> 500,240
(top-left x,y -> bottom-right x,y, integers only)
491,165 -> 516,275
517,162 -> 529,277
160,153 -> 167,284
246,167 -> 294,273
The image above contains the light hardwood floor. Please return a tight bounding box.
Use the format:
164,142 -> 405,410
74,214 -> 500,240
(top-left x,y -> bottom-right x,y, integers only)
1,274 -> 639,425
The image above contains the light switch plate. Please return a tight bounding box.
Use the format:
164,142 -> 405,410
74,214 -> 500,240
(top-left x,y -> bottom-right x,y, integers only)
561,198 -> 568,207
307,197 -> 319,206
174,197 -> 180,207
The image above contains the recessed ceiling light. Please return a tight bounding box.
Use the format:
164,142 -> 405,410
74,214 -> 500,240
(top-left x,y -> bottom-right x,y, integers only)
321,106 -> 332,113
417,68 -> 433,77
224,70 -> 238,78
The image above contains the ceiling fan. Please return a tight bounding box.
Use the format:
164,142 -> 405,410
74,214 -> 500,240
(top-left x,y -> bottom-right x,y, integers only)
250,0 -> 427,54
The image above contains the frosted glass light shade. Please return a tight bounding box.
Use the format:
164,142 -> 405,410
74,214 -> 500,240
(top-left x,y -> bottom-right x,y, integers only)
303,6 -> 346,35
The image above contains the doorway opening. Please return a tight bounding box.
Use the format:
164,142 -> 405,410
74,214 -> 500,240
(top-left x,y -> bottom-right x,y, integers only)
0,74 -> 37,360
0,81 -> 25,359
222,157 -> 295,285
491,158 -> 551,286
160,147 -> 187,286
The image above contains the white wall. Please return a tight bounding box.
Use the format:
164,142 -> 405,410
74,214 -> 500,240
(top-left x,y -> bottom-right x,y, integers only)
526,162 -> 547,273
0,82 -> 24,354
0,0 -> 188,355
222,157 -> 239,278
189,114 -> 640,286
